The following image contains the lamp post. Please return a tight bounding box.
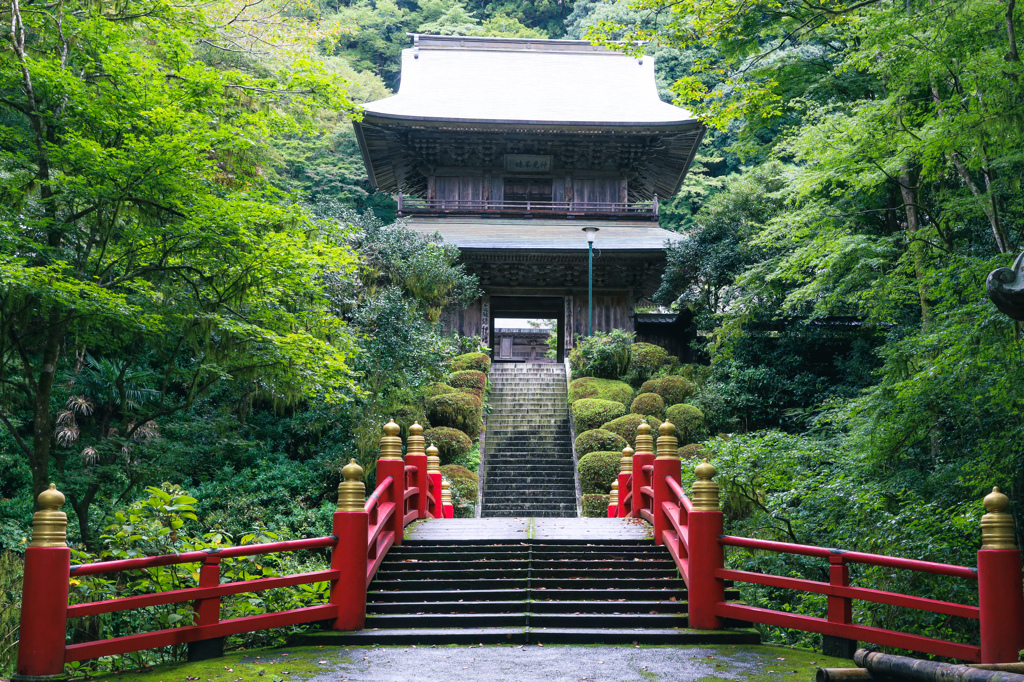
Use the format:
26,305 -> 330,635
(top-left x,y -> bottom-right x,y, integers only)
582,227 -> 599,336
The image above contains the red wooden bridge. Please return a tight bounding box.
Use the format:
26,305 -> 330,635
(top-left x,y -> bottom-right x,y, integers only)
13,419 -> 1024,678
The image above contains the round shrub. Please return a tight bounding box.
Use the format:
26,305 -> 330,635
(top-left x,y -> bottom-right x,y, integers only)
449,370 -> 487,394
423,382 -> 457,399
641,375 -> 696,406
440,464 -> 478,502
679,443 -> 706,460
452,352 -> 491,374
568,377 -> 634,407
627,342 -> 668,385
666,403 -> 706,444
423,426 -> 473,465
600,413 -> 648,447
392,404 -> 429,439
574,429 -> 628,457
630,392 -> 665,420
426,392 -> 483,439
571,398 -> 627,432
582,494 -> 610,518
578,451 -> 621,494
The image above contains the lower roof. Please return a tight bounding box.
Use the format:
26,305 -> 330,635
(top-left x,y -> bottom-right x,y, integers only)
405,217 -> 679,252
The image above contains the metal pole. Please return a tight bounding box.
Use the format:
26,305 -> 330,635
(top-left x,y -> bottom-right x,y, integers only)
588,240 -> 593,336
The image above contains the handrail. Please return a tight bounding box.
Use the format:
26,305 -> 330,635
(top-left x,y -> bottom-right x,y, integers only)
397,197 -> 658,217
666,476 -> 692,513
365,475 -> 394,514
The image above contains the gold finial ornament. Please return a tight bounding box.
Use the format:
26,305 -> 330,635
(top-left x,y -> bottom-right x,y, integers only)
635,420 -> 654,455
441,479 -> 452,507
426,444 -> 441,472
691,459 -> 720,511
620,445 -> 635,473
981,487 -> 1017,549
379,419 -> 403,460
656,421 -> 679,460
337,459 -> 366,511
30,484 -> 67,548
611,479 -> 619,497
407,422 -> 426,458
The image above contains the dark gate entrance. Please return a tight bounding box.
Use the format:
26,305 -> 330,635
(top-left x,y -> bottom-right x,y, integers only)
489,296 -> 565,363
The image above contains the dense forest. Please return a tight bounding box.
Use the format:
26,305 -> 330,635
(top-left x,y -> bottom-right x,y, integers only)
1,0 -> 1022,669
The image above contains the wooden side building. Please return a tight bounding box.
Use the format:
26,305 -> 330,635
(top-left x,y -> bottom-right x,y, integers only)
353,35 -> 704,361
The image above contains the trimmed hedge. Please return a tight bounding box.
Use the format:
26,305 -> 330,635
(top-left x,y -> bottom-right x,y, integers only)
578,451 -> 621,494
440,464 -> 478,502
426,392 -> 483,439
574,429 -> 628,457
423,382 -> 457,399
567,377 -> 634,407
582,494 -> 610,518
666,403 -> 706,444
423,426 -> 473,465
679,443 -> 705,460
641,375 -> 696,406
630,392 -> 665,420
449,370 -> 487,394
571,398 -> 627,432
600,413 -> 647,448
627,342 -> 668,385
452,352 -> 491,374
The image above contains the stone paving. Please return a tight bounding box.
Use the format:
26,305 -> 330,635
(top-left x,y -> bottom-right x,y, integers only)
404,517 -> 652,542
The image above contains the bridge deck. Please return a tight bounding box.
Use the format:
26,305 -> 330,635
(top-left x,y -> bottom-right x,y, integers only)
405,517 -> 652,542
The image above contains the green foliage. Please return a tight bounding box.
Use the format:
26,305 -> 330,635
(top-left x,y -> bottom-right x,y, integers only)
423,427 -> 473,466
582,494 -> 611,518
451,352 -> 492,374
567,377 -> 635,407
570,399 -> 627,432
441,465 -> 478,517
426,393 -> 483,440
392,405 -> 430,440
600,414 -> 647,448
578,452 -> 621,494
0,551 -> 22,675
423,382 -> 458,399
640,376 -> 696,407
448,370 -> 487,394
666,404 -> 707,445
630,393 -> 666,421
680,443 -> 707,460
574,429 -> 629,457
568,330 -> 634,379
626,343 -> 669,386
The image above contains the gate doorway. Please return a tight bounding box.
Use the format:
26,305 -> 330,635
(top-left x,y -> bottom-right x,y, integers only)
489,296 -> 565,363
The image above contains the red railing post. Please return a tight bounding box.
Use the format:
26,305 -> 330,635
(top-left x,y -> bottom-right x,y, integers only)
186,555 -> 224,661
977,487 -> 1024,663
632,420 -> 655,520
619,446 -> 634,518
652,421 -> 681,546
442,479 -> 454,518
376,419 -> 407,545
687,460 -> 726,630
16,484 -> 70,679
823,556 -> 857,658
406,422 -> 429,520
426,443 -> 444,518
332,458 -> 369,631
608,479 -> 618,518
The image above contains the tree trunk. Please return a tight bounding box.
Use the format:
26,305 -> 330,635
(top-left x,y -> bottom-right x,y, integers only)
29,313 -> 64,508
898,165 -> 932,329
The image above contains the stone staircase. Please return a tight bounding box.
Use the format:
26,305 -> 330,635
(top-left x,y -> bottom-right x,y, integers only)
481,363 -> 577,518
304,538 -> 758,645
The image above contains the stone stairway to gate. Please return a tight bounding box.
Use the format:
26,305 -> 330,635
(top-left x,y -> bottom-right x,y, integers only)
480,362 -> 577,518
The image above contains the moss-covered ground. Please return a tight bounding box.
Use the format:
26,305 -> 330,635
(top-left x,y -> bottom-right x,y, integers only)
75,643 -> 853,682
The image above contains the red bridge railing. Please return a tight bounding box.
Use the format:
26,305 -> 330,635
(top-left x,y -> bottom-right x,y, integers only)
610,420 -> 1024,664
16,420 -> 447,677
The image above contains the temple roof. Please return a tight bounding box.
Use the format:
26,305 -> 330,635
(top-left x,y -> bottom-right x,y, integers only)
364,35 -> 696,127
405,217 -> 679,252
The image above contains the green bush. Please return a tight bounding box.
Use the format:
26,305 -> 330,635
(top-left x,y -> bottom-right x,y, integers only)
627,342 -> 669,385
641,375 -> 696,406
630,392 -> 665,420
426,392 -> 483,439
449,369 -> 487,394
452,352 -> 491,374
574,429 -> 628,457
571,398 -> 627,432
680,443 -> 706,460
582,494 -> 611,518
666,404 -> 707,444
600,413 -> 648,447
392,404 -> 429,439
423,382 -> 457,399
568,329 -> 634,379
567,377 -> 634,407
578,451 -> 621,494
440,464 -> 478,503
423,426 -> 473,465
